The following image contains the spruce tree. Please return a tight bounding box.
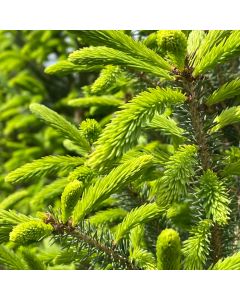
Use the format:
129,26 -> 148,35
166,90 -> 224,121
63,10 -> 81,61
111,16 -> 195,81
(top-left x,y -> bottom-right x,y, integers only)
1,30 -> 240,270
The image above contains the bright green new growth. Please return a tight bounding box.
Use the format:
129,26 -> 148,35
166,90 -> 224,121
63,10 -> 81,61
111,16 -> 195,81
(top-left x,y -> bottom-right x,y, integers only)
68,96 -> 123,108
78,30 -> 172,71
31,177 -> 68,206
72,155 -> 153,225
88,87 -> 186,169
182,220 -> 212,270
0,209 -> 37,225
193,30 -> 240,76
143,32 -> 158,49
192,30 -> 231,68
211,106 -> 240,132
20,248 -> 45,270
206,78 -> 240,106
0,190 -> 29,210
61,180 -> 83,223
187,30 -> 206,58
155,145 -> 197,208
156,228 -> 181,270
198,170 -> 230,225
128,225 -> 156,270
80,119 -> 101,144
0,245 -> 28,270
69,46 -> 173,80
2,30 -> 240,270
9,221 -> 53,245
130,248 -> 156,270
45,60 -> 103,76
89,208 -> 127,225
30,103 -> 90,152
68,165 -> 94,182
91,65 -> 121,94
5,155 -> 84,184
129,225 -> 145,249
157,30 -> 187,70
147,113 -> 185,138
210,252 -> 240,270
114,203 -> 163,243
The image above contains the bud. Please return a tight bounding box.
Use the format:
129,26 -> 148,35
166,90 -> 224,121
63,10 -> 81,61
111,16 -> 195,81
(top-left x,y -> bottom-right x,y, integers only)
61,180 -> 83,223
9,221 -> 53,245
157,30 -> 187,70
80,119 -> 101,144
156,228 -> 181,270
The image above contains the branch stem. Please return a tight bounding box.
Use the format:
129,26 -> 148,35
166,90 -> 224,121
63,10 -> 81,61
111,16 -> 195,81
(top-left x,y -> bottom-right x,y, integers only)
185,79 -> 222,263
48,217 -> 137,270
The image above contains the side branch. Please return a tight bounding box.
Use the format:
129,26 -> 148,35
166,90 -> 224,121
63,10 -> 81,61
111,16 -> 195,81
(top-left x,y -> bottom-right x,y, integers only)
44,214 -> 137,270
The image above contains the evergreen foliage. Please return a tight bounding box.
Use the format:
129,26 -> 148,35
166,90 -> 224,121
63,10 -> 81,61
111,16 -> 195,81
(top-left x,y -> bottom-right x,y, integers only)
182,220 -> 212,270
156,30 -> 187,69
61,180 -> 83,223
9,221 -> 53,245
88,88 -> 186,169
156,229 -> 181,270
5,156 -> 85,184
1,30 -> 240,270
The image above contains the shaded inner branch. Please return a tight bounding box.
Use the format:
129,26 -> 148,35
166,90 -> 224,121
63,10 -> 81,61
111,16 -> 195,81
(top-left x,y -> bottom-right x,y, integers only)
45,215 -> 137,270
67,229 -> 137,270
185,79 -> 222,263
189,98 -> 211,171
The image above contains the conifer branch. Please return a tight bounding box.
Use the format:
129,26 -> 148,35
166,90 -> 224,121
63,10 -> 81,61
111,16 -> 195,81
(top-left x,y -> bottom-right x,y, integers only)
69,46 -> 173,79
192,30 -> 231,68
91,65 -> 121,94
31,178 -> 68,207
0,209 -> 38,225
182,220 -> 212,270
198,170 -> 230,225
68,96 -> 123,108
88,87 -> 186,169
5,156 -> 85,184
187,86 -> 212,170
88,208 -> 127,226
46,215 -> 137,270
0,245 -> 28,270
146,113 -> 186,138
193,31 -> 240,76
222,160 -> 240,176
185,77 -> 222,262
154,145 -> 197,208
206,78 -> 240,106
187,30 -> 206,61
114,203 -> 163,243
210,252 -> 240,270
78,30 -> 172,71
211,106 -> 240,132
20,248 -> 46,270
129,247 -> 156,270
45,60 -> 103,76
30,103 -> 90,151
0,190 -> 29,210
1,30 -> 240,270
72,155 -> 153,224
